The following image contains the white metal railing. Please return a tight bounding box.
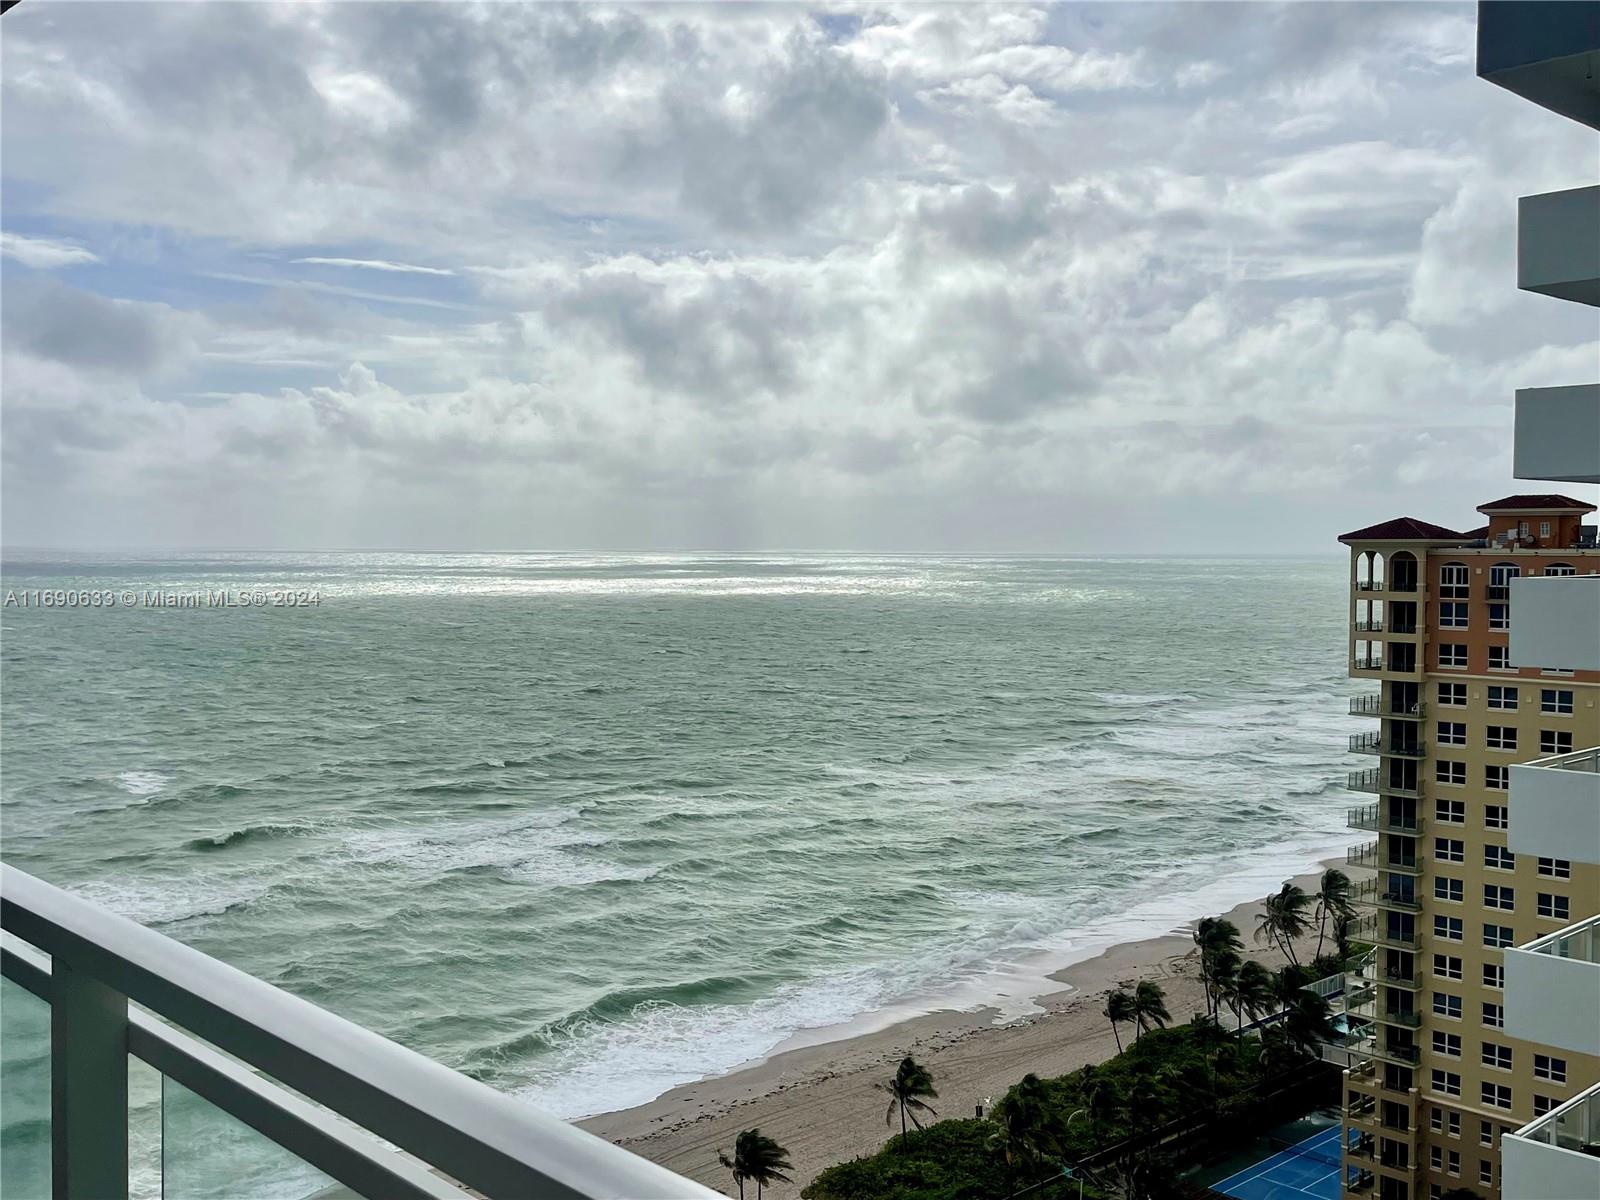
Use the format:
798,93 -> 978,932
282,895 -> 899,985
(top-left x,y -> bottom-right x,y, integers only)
1503,1080 -> 1600,1198
1529,745 -> 1600,773
1512,1081 -> 1600,1155
0,864 -> 719,1200
1519,912 -> 1600,966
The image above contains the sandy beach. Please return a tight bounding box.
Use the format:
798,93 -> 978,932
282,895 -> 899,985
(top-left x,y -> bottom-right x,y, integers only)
580,858 -> 1362,1197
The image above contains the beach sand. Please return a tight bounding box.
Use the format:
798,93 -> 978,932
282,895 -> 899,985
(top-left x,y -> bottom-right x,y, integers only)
579,859 -> 1363,1197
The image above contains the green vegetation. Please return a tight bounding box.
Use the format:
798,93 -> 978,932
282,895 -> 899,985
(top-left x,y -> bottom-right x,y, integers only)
719,1128 -> 794,1200
805,1016 -> 1330,1200
803,905 -> 1358,1200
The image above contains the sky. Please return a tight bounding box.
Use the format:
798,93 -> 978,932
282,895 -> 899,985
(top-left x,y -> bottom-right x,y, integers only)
2,1 -> 1596,553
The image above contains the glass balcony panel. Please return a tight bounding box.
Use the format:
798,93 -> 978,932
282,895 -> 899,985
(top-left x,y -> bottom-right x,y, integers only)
1,977 -> 50,1200
161,1074 -> 342,1200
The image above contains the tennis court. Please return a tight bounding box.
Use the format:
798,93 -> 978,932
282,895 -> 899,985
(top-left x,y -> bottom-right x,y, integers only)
1212,1125 -> 1345,1200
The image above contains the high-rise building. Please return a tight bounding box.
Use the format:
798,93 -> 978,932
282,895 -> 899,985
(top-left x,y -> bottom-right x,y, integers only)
1331,7 -> 1600,1198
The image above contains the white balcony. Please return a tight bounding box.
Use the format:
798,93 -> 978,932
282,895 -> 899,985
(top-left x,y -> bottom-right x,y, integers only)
1515,384 -> 1600,485
1519,186 -> 1600,306
1510,575 -> 1600,673
1505,914 -> 1600,1058
1502,1081 -> 1600,1200
0,865 -> 718,1200
1510,746 -> 1600,866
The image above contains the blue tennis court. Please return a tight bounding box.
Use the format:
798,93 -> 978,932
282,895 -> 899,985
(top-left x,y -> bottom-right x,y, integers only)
1212,1125 -> 1345,1200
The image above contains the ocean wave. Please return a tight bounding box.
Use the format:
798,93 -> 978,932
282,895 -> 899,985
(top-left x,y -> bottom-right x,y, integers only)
183,823 -> 312,852
116,770 -> 171,797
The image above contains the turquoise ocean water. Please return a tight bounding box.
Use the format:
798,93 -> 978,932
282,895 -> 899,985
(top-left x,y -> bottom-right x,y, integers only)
1,553 -> 1356,1193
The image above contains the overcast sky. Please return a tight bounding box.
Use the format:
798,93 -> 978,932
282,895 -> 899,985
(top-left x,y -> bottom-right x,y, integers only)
2,1 -> 1596,553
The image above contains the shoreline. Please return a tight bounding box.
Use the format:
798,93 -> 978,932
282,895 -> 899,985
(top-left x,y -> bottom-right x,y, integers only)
579,854 -> 1363,1196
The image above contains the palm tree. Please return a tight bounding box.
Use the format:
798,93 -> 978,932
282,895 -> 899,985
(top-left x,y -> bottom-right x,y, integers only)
1192,917 -> 1243,1017
1281,991 -> 1337,1063
986,1073 -> 1060,1179
1207,949 -> 1240,1027
879,1056 -> 938,1145
718,1129 -> 793,1200
1233,961 -> 1277,1033
1255,883 -> 1313,965
1313,869 -> 1352,959
1131,980 -> 1170,1041
1104,988 -> 1136,1052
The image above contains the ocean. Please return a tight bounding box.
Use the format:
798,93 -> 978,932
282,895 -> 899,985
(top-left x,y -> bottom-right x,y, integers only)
0,552 -> 1356,1194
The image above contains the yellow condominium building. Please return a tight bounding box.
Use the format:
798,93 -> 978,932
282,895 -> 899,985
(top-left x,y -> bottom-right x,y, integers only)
1330,7 -> 1600,1199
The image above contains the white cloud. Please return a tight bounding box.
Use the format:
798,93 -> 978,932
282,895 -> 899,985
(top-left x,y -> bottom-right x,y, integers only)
292,257 -> 455,276
1,231 -> 100,269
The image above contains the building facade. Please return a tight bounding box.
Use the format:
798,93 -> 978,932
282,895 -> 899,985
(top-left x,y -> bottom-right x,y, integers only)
1330,6 -> 1600,1198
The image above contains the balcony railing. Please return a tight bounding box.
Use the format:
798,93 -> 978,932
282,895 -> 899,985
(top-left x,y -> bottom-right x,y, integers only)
1377,891 -> 1422,914
1487,583 -> 1511,600
1380,813 -> 1425,837
1382,855 -> 1421,877
1348,695 -> 1426,719
0,865 -> 717,1200
1352,1036 -> 1420,1067
1503,1081 -> 1600,1200
1380,966 -> 1421,991
1346,769 -> 1420,798
1372,926 -> 1418,950
1354,620 -> 1384,633
1347,802 -> 1379,832
1352,656 -> 1385,672
1348,841 -> 1378,870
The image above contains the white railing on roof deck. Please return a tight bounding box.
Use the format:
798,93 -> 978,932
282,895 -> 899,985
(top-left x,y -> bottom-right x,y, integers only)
0,863 -> 720,1200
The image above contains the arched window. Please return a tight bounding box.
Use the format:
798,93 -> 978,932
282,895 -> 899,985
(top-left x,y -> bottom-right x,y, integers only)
1544,562 -> 1576,577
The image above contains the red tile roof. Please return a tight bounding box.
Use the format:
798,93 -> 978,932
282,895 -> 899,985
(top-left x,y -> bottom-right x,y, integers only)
1477,494 -> 1597,513
1338,516 -> 1468,543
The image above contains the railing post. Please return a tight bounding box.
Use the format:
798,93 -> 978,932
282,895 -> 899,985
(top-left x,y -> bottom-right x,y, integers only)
52,961 -> 129,1200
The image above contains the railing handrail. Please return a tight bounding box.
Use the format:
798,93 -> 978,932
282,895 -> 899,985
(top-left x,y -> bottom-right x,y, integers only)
1514,912 -> 1600,960
1518,745 -> 1600,773
0,864 -> 718,1200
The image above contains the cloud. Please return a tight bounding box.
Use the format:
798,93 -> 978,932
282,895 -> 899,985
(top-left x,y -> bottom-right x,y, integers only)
1,1 -> 1595,551
292,257 -> 455,276
1,231 -> 100,269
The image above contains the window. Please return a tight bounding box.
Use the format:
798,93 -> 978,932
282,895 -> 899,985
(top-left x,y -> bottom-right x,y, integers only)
1485,804 -> 1507,830
1486,725 -> 1517,750
1479,1162 -> 1493,1187
1541,729 -> 1574,755
1446,1150 -> 1459,1177
1534,1054 -> 1567,1083
1432,1069 -> 1461,1097
1439,602 -> 1468,628
1545,563 -> 1576,576
1479,1120 -> 1494,1148
1437,682 -> 1466,706
1541,689 -> 1574,714
1483,963 -> 1505,989
1436,721 -> 1466,745
1440,644 -> 1468,669
1435,836 -> 1464,862
1439,563 -> 1468,596
1430,1146 -> 1443,1172
1489,603 -> 1510,630
1446,1111 -> 1460,1137
1481,1082 -> 1512,1110
1436,761 -> 1465,786
1482,1043 -> 1512,1071
1485,764 -> 1509,791
1539,521 -> 1552,538
1484,845 -> 1515,871
1533,1095 -> 1558,1117
1488,645 -> 1511,671
1430,1106 -> 1444,1133
1484,884 -> 1514,911
1434,915 -> 1463,941
1483,923 -> 1513,949
1537,893 -> 1570,921
1436,797 -> 1464,824
1432,1031 -> 1461,1057
1434,954 -> 1462,980
1487,685 -> 1517,709
1434,876 -> 1463,903
1538,857 -> 1571,879
1433,992 -> 1462,1019
1482,1002 -> 1503,1029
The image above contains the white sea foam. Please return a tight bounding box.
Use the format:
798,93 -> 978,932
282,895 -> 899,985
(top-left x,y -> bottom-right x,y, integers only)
116,770 -> 171,797
73,873 -> 276,927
